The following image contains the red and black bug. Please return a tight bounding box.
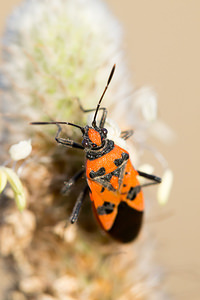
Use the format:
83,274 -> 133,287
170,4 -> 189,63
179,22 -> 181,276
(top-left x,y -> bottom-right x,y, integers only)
31,65 -> 161,243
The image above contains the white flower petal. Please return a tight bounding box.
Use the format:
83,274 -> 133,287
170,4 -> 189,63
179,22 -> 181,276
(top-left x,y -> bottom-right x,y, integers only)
9,139 -> 32,161
157,169 -> 173,205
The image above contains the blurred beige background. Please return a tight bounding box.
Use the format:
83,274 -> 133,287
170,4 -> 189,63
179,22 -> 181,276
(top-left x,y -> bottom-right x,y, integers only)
1,1 -> 199,299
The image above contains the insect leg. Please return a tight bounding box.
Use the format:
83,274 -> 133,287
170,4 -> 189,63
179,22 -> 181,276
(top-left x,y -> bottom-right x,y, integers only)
125,172 -> 161,199
55,123 -> 84,149
70,185 -> 89,224
62,169 -> 85,194
137,170 -> 162,184
141,182 -> 160,188
120,130 -> 134,140
74,97 -> 107,128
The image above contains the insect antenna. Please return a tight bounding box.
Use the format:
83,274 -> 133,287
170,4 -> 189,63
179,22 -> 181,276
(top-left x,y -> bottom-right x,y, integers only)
30,121 -> 85,133
92,64 -> 116,128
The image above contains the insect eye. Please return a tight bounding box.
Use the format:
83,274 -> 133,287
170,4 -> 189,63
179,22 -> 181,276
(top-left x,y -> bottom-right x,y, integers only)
102,128 -> 108,136
82,139 -> 89,148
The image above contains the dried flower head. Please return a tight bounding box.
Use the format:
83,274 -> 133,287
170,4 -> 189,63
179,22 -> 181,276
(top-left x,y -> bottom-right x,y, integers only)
1,0 -> 130,128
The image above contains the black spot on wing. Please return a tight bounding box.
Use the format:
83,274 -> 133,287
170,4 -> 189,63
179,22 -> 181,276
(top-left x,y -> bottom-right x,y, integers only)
114,152 -> 129,167
97,201 -> 115,215
101,187 -> 105,193
114,158 -> 123,167
89,167 -> 106,179
127,186 -> 141,201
